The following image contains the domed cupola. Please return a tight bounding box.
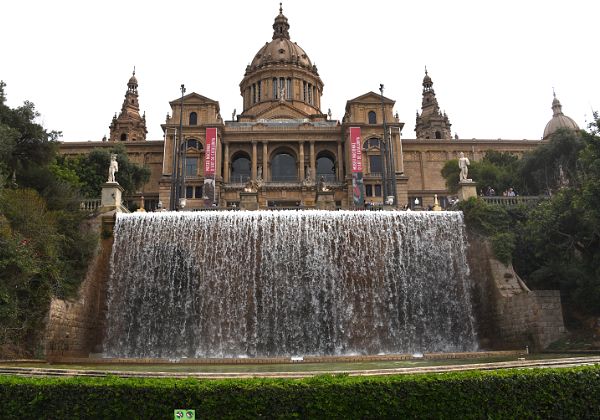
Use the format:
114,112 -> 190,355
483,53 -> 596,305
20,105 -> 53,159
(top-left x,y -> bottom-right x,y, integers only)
272,3 -> 290,40
543,90 -> 580,139
239,3 -> 324,121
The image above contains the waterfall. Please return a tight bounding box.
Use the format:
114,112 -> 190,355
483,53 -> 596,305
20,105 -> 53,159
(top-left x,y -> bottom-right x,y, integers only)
103,210 -> 477,358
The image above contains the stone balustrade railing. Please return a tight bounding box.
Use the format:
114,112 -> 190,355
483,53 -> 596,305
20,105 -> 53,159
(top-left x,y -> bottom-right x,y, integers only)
481,196 -> 547,207
79,198 -> 101,212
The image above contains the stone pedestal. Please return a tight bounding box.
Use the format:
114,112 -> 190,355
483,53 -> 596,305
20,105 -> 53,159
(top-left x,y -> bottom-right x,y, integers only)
458,180 -> 478,201
240,192 -> 259,210
100,182 -> 128,212
316,191 -> 335,210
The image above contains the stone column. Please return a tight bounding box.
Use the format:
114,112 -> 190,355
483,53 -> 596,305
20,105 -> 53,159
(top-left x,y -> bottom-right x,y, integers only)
223,142 -> 230,183
251,141 -> 257,180
262,141 -> 269,181
309,141 -> 316,179
299,141 -> 305,181
337,141 -> 343,181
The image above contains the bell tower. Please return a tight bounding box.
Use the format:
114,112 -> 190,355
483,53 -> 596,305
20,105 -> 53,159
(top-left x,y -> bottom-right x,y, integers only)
109,69 -> 148,142
415,68 -> 452,140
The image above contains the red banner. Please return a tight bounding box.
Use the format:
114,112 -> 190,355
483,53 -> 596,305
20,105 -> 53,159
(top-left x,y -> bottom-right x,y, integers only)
204,127 -> 217,175
350,127 -> 362,173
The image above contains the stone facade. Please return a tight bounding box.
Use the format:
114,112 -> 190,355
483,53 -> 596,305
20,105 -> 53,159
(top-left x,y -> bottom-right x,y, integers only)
58,6 -> 552,211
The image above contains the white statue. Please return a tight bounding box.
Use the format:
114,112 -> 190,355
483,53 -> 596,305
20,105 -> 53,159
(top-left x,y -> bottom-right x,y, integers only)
257,165 -> 263,181
279,85 -> 286,102
458,152 -> 470,181
107,154 -> 119,183
318,176 -> 329,192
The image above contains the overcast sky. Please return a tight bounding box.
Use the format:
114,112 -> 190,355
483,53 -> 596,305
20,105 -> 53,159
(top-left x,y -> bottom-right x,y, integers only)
2,0 -> 598,142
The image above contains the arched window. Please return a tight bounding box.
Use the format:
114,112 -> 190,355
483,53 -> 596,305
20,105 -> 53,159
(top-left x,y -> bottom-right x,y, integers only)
231,153 -> 251,183
186,139 -> 201,150
316,154 -> 336,182
271,152 -> 297,182
368,111 -> 377,124
120,133 -> 127,141
363,138 -> 381,150
189,112 -> 198,126
435,131 -> 442,139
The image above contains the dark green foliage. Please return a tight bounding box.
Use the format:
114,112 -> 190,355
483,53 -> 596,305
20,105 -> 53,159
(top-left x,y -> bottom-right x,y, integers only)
445,122 -> 600,317
55,144 -> 150,198
441,151 -> 522,195
0,366 -> 599,418
0,82 -> 97,356
0,81 -> 60,183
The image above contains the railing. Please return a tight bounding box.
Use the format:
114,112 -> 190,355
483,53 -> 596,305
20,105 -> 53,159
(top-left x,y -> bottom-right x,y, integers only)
79,198 -> 101,212
481,196 -> 547,207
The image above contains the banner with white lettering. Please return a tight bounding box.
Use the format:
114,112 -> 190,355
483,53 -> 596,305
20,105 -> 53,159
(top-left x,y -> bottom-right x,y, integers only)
204,127 -> 217,175
350,127 -> 364,206
203,127 -> 217,205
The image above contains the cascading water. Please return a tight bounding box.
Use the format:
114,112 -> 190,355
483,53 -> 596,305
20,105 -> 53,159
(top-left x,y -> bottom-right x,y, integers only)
103,210 -> 477,358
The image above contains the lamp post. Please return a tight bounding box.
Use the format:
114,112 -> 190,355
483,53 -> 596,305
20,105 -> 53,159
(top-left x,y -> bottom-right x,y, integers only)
172,84 -> 186,210
379,84 -> 397,206
166,127 -> 178,210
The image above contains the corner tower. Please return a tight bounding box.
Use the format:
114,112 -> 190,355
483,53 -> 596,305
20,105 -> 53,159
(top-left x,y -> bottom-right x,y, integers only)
109,70 -> 148,142
415,68 -> 452,139
238,4 -> 325,121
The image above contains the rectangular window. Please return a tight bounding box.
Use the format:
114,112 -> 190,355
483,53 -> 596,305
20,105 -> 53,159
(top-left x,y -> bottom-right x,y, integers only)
185,157 -> 198,176
374,184 -> 382,196
185,186 -> 193,199
286,78 -> 292,99
195,186 -> 203,198
369,155 -> 382,174
257,81 -> 262,101
366,185 -> 373,197
273,78 -> 278,99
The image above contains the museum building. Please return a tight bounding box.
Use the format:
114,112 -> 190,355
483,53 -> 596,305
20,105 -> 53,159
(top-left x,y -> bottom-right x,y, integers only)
59,6 -> 578,211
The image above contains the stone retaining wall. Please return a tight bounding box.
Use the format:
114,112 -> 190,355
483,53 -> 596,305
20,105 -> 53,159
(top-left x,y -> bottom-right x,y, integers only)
468,237 -> 566,351
44,214 -> 114,360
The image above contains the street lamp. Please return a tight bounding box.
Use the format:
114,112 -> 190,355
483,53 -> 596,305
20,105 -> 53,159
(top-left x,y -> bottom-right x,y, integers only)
379,84 -> 398,206
170,84 -> 186,210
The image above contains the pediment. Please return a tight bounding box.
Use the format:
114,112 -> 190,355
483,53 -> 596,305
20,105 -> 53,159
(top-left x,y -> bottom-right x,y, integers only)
256,102 -> 310,120
169,92 -> 219,106
346,91 -> 395,105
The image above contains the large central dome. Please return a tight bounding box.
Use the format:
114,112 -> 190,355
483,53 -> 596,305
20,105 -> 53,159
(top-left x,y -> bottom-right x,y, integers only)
247,5 -> 314,73
239,4 -> 324,120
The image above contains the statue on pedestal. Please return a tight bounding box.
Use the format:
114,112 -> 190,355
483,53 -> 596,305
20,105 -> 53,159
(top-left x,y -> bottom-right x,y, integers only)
108,154 -> 119,183
458,152 -> 470,181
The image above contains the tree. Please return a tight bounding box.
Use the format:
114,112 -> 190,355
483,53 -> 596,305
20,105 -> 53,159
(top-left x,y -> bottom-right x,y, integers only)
0,81 -> 61,184
0,83 -> 97,357
441,151 -> 522,195
56,144 -> 150,199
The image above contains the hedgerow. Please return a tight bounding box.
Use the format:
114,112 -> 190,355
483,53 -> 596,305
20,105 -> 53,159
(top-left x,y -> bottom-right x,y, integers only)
0,365 -> 599,419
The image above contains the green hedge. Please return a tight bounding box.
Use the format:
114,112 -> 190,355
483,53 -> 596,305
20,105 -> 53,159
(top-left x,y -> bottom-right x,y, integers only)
1,365 -> 599,419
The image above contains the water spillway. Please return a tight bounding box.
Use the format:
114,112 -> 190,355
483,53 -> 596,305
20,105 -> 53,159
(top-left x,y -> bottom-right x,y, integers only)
103,210 -> 477,358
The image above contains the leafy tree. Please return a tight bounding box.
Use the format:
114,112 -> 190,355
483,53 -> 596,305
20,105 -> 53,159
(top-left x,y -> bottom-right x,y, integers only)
519,128 -> 585,195
0,81 -> 61,184
56,144 -> 150,198
441,150 -> 522,195
0,83 -> 97,357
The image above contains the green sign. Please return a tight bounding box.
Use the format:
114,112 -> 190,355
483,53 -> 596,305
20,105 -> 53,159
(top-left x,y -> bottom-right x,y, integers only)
174,409 -> 195,419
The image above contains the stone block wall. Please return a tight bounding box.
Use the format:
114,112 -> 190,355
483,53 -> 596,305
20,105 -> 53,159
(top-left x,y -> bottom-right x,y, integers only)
467,236 -> 566,351
44,217 -> 113,360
